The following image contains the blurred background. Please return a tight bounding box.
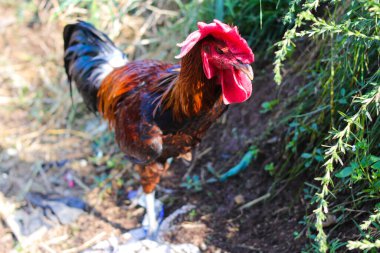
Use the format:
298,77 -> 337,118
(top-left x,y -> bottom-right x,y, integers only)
0,0 -> 379,252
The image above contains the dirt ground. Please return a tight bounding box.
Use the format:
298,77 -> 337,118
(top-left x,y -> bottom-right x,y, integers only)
173,73 -> 308,253
0,4 -> 308,253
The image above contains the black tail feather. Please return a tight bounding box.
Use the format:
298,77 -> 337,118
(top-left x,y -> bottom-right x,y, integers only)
63,21 -> 127,112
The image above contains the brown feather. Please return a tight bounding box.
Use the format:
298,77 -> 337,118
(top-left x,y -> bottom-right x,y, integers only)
97,60 -> 173,126
162,42 -> 219,121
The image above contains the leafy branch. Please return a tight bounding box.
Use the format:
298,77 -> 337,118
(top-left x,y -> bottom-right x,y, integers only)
315,85 -> 380,252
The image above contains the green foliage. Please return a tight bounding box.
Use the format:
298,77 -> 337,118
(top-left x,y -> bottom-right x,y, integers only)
347,239 -> 380,251
347,207 -> 380,251
264,162 -> 275,175
171,0 -> 292,57
35,0 -> 292,61
188,209 -> 198,221
181,175 -> 203,192
220,0 -> 292,55
260,99 -> 279,114
274,0 -> 380,251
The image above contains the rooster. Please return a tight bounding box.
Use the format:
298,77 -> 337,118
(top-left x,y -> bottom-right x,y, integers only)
63,19 -> 254,237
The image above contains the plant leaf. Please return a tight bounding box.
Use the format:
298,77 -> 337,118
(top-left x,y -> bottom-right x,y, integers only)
335,167 -> 354,178
301,153 -> 313,159
371,161 -> 380,170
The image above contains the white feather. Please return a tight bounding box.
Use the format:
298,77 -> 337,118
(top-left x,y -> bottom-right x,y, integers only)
89,48 -> 128,88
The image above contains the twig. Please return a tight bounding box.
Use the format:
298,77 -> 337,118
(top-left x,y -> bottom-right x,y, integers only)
157,204 -> 196,243
61,232 -> 106,253
239,193 -> 271,211
35,162 -> 53,193
235,244 -> 263,252
273,206 -> 289,216
17,128 -> 47,141
182,147 -> 212,180
72,174 -> 91,192
46,129 -> 92,140
40,243 -> 56,253
197,147 -> 213,159
44,234 -> 70,245
145,5 -> 178,16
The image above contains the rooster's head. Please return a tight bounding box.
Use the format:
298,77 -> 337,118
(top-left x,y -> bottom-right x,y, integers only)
176,19 -> 254,104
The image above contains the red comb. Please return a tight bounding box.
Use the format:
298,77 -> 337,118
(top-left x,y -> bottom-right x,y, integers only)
175,19 -> 254,63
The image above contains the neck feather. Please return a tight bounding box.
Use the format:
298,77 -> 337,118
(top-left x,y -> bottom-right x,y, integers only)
163,43 -> 221,120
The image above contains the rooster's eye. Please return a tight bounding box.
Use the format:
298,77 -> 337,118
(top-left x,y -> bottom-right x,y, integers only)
215,47 -> 224,54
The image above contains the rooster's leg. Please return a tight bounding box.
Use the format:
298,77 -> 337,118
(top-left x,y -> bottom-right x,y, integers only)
135,161 -> 168,238
144,191 -> 158,236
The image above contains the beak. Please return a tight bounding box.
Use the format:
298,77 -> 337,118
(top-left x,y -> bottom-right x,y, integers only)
235,63 -> 254,80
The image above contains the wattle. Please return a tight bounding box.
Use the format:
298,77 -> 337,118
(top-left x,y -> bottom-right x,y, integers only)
220,68 -> 252,104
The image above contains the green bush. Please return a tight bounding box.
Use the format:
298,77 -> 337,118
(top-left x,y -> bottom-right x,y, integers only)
165,0 -> 293,58
274,0 -> 380,251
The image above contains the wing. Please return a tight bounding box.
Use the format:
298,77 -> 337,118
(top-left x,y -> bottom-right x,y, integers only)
97,60 -> 177,164
115,97 -> 163,164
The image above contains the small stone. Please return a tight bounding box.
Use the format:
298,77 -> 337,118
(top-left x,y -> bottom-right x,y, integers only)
6,148 -> 17,156
322,214 -> 337,227
79,159 -> 88,167
234,194 -> 245,205
245,179 -> 254,189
